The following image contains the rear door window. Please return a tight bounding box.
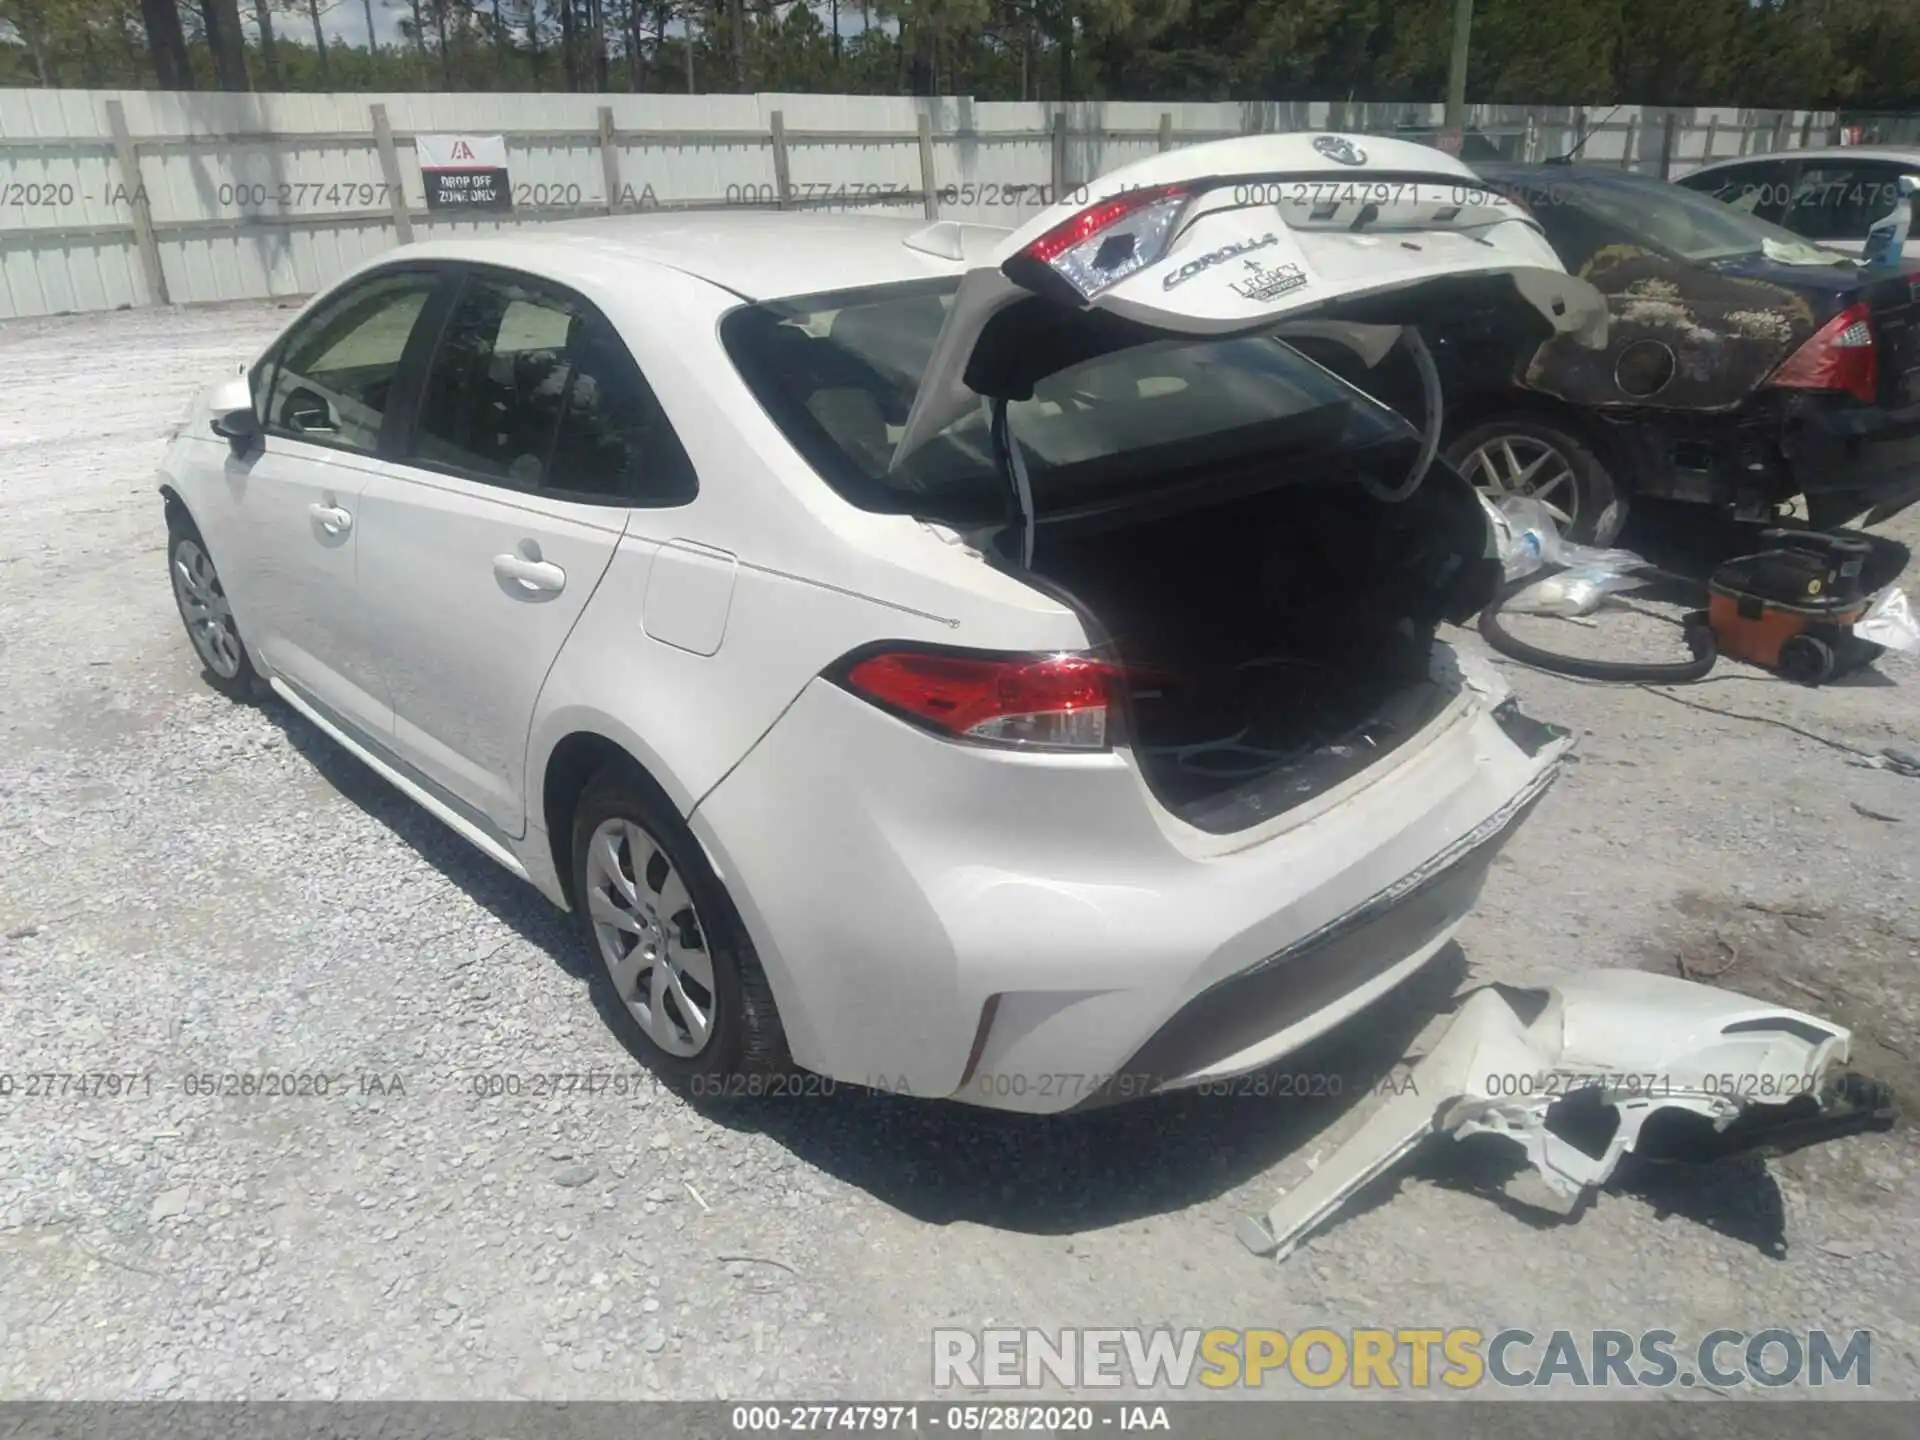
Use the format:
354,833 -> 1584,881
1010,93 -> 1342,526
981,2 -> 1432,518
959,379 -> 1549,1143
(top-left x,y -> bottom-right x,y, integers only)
405,271 -> 698,505
409,274 -> 578,488
1781,162 -> 1907,242
546,316 -> 699,506
1681,160 -> 1797,224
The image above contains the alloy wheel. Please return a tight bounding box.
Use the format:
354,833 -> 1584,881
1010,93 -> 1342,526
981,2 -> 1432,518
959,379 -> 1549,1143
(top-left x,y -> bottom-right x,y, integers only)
584,818 -> 716,1058
171,538 -> 245,679
1459,434 -> 1581,532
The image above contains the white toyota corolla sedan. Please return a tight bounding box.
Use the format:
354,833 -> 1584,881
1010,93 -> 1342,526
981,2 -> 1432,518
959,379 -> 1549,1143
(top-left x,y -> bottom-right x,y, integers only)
158,132 -> 1602,1113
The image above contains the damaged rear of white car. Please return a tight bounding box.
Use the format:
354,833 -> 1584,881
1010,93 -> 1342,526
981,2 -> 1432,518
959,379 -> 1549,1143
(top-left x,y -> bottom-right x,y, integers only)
701,134 -> 1609,1110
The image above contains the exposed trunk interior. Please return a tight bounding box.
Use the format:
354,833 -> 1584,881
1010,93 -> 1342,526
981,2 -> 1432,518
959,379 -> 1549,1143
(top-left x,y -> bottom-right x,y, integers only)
1021,467 -> 1499,834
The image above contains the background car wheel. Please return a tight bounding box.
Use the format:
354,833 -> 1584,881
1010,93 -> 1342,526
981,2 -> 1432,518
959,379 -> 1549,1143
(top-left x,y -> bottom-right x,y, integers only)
1447,415 -> 1624,545
570,762 -> 791,1095
166,511 -> 260,700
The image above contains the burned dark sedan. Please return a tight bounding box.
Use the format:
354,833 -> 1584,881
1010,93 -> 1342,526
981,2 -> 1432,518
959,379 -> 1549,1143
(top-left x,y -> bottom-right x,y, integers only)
1305,164 -> 1920,540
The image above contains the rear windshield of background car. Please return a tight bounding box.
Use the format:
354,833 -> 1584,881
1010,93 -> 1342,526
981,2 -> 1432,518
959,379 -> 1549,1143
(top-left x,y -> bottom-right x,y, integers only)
719,278 -> 1420,526
1508,172 -> 1823,263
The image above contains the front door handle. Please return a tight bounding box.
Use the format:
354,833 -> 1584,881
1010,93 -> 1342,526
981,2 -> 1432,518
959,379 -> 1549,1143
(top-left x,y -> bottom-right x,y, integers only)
308,502 -> 352,536
493,553 -> 567,594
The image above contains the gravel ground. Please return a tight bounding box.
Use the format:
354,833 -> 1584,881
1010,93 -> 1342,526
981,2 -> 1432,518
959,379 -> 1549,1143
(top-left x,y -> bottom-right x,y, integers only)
2,301 -> 1918,1404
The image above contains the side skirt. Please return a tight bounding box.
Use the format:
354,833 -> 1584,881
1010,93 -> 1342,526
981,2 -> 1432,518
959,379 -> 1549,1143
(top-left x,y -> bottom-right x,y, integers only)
269,676 -> 532,884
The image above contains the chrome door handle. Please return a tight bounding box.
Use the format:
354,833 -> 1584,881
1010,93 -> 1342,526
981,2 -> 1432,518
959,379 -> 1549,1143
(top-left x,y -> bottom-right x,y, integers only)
308,502 -> 352,535
493,553 -> 567,593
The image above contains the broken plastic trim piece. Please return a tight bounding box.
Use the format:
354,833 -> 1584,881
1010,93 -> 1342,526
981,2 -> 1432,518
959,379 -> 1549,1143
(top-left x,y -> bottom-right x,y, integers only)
1490,697 -> 1568,756
1237,970 -> 1857,1260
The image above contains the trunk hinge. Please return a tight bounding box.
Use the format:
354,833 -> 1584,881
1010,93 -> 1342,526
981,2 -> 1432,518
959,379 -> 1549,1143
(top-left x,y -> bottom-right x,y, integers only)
988,396 -> 1038,569
1358,325 -> 1445,504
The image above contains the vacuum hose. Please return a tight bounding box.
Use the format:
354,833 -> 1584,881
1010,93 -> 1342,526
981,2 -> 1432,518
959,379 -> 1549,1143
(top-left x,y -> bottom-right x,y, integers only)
1476,564 -> 1719,683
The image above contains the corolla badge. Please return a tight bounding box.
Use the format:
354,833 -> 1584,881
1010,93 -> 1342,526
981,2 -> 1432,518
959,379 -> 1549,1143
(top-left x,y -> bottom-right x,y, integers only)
1162,232 -> 1280,290
1312,134 -> 1368,166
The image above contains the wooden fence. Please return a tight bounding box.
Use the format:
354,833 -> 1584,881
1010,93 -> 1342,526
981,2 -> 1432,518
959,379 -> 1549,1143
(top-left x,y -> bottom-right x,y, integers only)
0,90 -> 1839,320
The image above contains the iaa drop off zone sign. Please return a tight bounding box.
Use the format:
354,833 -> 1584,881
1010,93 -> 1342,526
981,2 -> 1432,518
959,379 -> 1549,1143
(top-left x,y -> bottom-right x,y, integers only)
417,135 -> 512,212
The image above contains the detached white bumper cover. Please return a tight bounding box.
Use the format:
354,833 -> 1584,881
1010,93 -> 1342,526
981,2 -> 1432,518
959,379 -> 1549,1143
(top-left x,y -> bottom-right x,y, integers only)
1239,971 -> 1857,1259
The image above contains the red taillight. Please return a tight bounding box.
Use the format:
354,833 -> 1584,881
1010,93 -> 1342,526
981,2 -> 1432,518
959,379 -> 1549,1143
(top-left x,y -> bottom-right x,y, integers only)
1013,184 -> 1196,300
841,649 -> 1122,751
1024,184 -> 1190,263
1769,302 -> 1878,403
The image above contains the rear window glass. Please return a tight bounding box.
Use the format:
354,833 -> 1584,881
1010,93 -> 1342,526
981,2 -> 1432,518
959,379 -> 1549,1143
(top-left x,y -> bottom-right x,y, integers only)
720,279 -> 1418,524
1496,172 -> 1828,262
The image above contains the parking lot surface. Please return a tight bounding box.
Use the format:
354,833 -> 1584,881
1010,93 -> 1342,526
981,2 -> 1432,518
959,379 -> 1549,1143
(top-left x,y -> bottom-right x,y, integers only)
2,301 -> 1917,1401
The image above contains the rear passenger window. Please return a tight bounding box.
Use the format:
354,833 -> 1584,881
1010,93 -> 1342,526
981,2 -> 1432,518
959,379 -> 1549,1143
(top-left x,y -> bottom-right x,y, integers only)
546,317 -> 698,505
1782,163 -> 1905,241
410,275 -> 577,487
407,271 -> 697,505
1684,161 -> 1794,224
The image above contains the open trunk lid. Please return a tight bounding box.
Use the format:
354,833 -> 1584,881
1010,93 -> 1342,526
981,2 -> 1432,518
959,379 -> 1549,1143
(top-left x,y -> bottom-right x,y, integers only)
891,131 -> 1609,471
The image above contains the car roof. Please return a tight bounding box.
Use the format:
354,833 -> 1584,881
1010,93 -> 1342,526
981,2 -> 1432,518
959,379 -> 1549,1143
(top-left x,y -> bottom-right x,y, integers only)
385,211 -> 1009,304
1686,144 -> 1920,174
1472,162 -> 1671,187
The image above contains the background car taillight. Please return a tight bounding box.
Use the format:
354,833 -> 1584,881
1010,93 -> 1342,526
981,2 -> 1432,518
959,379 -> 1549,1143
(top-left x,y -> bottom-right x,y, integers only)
1768,302 -> 1878,403
1009,185 -> 1193,301
838,649 -> 1123,751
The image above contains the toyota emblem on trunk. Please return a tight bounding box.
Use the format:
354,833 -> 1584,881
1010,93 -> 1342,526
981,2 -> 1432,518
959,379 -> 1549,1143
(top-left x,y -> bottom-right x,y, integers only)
1312,135 -> 1367,166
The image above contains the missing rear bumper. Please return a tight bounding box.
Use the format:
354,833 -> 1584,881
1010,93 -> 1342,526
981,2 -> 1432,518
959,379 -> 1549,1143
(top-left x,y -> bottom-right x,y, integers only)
1073,761 -> 1561,1111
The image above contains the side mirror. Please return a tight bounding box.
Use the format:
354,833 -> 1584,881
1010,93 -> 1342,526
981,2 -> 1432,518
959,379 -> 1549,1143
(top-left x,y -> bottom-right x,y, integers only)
210,407 -> 260,445
206,374 -> 259,453
282,387 -> 337,437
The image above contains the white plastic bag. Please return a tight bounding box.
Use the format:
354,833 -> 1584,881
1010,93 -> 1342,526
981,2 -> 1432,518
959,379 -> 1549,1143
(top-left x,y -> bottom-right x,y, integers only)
1484,493 -> 1552,582
1854,586 -> 1920,653
1502,564 -> 1649,618
1482,493 -> 1650,585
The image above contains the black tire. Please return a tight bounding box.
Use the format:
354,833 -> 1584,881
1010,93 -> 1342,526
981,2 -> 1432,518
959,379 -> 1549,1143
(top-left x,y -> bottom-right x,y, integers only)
569,761 -> 791,1096
1446,414 -> 1624,545
165,509 -> 261,701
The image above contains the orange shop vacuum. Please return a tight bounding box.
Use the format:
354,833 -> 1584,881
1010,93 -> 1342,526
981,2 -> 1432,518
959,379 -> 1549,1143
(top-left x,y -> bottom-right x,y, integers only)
1701,530 -> 1881,685
1477,527 -> 1898,686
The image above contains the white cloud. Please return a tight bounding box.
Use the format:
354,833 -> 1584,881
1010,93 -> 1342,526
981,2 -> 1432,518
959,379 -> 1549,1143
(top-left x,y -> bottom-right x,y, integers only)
322,0 -> 408,49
